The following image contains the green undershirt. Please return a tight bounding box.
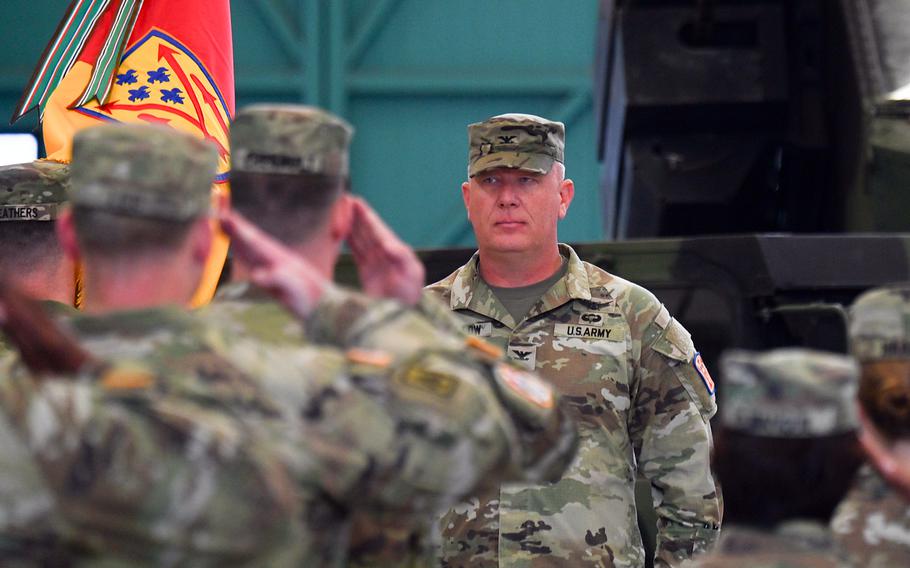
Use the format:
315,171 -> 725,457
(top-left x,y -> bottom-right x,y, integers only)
485,256 -> 568,324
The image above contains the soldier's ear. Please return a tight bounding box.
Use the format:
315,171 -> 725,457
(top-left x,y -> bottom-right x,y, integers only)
557,178 -> 574,220
461,181 -> 472,218
189,216 -> 213,264
329,193 -> 354,241
55,208 -> 81,263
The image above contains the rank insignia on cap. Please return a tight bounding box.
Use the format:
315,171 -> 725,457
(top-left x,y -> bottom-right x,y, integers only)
496,363 -> 554,409
693,352 -> 715,395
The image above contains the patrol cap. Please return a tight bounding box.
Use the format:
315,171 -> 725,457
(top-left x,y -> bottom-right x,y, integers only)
850,284 -> 910,362
0,160 -> 69,222
230,104 -> 353,177
720,348 -> 859,438
468,113 -> 565,177
70,124 -> 217,221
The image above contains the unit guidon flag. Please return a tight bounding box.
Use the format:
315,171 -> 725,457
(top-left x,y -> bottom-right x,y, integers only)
13,0 -> 234,305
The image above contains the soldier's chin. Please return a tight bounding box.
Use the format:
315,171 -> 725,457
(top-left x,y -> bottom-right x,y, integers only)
484,236 -> 534,253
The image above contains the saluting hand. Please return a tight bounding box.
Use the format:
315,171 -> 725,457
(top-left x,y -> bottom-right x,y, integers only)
347,197 -> 425,306
219,210 -> 330,319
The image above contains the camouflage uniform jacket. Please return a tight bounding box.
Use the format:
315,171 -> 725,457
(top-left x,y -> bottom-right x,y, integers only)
200,283 -> 579,567
426,244 -> 721,567
831,464 -> 910,567
0,307 -> 334,566
680,522 -> 849,568
0,299 -> 82,567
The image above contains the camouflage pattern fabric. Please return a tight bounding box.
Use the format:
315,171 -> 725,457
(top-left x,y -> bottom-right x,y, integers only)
468,113 -> 564,177
681,522 -> 848,568
0,160 -> 69,222
719,349 -> 859,437
831,464 -> 910,567
0,309 -> 310,566
849,284 -> 910,362
0,300 -> 83,566
70,124 -> 216,220
426,243 -> 721,567
0,401 -> 74,567
230,104 -> 353,177
200,283 -> 578,567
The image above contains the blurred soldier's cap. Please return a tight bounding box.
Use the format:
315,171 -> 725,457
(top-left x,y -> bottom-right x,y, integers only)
720,348 -> 859,437
70,124 -> 217,221
230,104 -> 353,177
468,113 -> 565,177
850,284 -> 910,362
0,160 -> 69,222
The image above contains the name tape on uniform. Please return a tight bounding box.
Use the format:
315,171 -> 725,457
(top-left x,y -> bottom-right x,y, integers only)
0,205 -> 55,221
554,323 -> 622,340
463,321 -> 493,337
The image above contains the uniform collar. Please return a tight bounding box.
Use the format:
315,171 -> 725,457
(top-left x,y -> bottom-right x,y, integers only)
450,244 -> 600,326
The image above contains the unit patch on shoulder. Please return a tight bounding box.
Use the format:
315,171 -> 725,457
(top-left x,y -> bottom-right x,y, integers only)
463,321 -> 493,337
693,352 -> 715,395
396,366 -> 459,399
496,363 -> 554,409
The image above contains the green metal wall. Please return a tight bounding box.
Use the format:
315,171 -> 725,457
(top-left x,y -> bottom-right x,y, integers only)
0,0 -> 601,247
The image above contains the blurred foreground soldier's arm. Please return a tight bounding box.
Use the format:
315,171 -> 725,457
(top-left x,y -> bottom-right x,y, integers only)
830,285 -> 910,567
686,349 -> 862,568
425,113 -> 720,568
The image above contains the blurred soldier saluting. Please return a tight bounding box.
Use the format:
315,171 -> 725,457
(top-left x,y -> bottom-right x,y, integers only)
426,113 -> 721,567
688,348 -> 863,568
831,285 -> 910,566
208,104 -> 579,565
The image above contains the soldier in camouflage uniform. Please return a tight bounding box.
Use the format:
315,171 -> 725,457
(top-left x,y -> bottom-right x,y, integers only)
27,122 -> 577,564
204,104 -> 578,565
0,160 -> 77,308
685,348 -> 860,568
830,285 -> 910,567
426,113 -> 721,567
0,160 -> 78,566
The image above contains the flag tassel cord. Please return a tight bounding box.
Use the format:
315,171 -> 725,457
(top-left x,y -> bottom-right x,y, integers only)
10,0 -> 143,124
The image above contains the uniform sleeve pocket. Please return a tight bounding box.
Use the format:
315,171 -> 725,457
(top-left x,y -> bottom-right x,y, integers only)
651,319 -> 717,420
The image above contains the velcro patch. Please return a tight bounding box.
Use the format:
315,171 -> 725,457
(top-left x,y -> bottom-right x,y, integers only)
463,321 -> 493,337
0,205 -> 55,221
345,348 -> 393,368
507,344 -> 537,370
554,323 -> 621,340
465,336 -> 503,360
496,363 -> 554,409
396,366 -> 459,399
100,368 -> 155,391
693,352 -> 715,395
